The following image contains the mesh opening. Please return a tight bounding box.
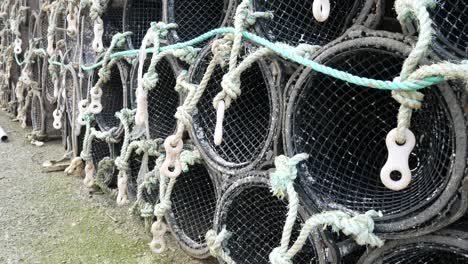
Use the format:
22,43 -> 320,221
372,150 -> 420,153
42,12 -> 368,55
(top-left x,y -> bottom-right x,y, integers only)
382,243 -> 468,263
123,0 -> 162,50
169,163 -> 217,247
103,4 -> 124,48
191,50 -> 273,167
220,182 -> 319,264
131,56 -> 179,139
91,138 -> 111,167
253,0 -> 366,46
167,0 -> 228,42
289,47 -> 455,218
94,63 -> 124,132
128,152 -> 156,197
429,0 -> 468,59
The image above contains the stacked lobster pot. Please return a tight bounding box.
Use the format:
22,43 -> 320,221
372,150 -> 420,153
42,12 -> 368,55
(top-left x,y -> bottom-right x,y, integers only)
0,0 -> 467,264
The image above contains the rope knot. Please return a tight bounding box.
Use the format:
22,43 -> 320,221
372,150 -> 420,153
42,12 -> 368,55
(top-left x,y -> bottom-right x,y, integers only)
395,0 -> 436,22
173,47 -> 199,65
206,228 -> 233,261
98,67 -> 111,83
114,156 -> 129,171
213,73 -> 241,109
336,210 -> 384,247
235,0 -> 273,29
270,154 -> 309,198
142,71 -> 159,90
140,203 -> 154,218
179,150 -> 201,172
269,247 -> 292,264
154,199 -> 171,217
391,89 -> 424,109
80,152 -> 92,162
174,106 -> 192,129
111,32 -> 132,48
212,34 -> 234,68
295,44 -> 321,59
150,21 -> 178,38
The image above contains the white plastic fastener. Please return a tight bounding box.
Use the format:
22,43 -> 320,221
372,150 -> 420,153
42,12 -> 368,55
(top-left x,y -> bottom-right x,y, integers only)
214,100 -> 225,145
312,0 -> 331,22
380,128 -> 416,191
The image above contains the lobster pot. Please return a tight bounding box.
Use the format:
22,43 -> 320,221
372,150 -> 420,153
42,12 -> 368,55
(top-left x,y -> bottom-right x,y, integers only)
166,149 -> 219,258
189,44 -> 281,175
284,30 -> 467,237
140,155 -> 160,207
92,60 -> 130,134
129,55 -> 180,139
165,0 -> 235,43
123,0 -> 163,50
429,0 -> 467,60
252,0 -> 383,46
95,141 -> 124,189
213,172 -> 327,264
102,0 -> 124,48
357,228 -> 468,264
127,150 -> 156,198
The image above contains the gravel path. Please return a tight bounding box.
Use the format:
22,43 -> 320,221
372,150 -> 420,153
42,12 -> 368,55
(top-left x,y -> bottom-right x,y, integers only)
0,112 -> 214,264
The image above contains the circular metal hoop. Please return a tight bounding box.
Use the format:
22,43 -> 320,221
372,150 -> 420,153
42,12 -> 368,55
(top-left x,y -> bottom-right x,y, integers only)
213,171 -> 328,264
284,29 -> 467,237
165,145 -> 220,259
188,43 -> 282,175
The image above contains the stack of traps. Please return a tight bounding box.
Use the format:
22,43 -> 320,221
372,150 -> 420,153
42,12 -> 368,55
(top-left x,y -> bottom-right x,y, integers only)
2,0 -> 466,263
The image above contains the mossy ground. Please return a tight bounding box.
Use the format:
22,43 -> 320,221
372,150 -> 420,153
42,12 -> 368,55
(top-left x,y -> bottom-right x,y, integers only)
0,113 -> 213,264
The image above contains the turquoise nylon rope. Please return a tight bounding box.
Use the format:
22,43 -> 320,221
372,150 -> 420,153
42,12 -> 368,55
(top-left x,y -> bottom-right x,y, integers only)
12,27 -> 445,91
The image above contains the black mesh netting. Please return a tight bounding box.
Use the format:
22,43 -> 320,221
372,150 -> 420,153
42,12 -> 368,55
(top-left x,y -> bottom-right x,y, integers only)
190,48 -> 275,170
131,56 -> 179,139
167,163 -> 217,255
123,0 -> 162,50
91,138 -> 111,167
31,94 -> 41,132
80,7 -> 96,65
381,244 -> 468,264
44,69 -> 55,104
217,179 -> 319,264
40,13 -> 48,49
128,151 -> 156,198
103,3 -> 124,48
429,0 -> 468,60
64,65 -> 82,126
252,0 -> 370,46
287,43 -> 461,220
141,159 -> 159,205
94,63 -> 125,132
167,0 -> 229,43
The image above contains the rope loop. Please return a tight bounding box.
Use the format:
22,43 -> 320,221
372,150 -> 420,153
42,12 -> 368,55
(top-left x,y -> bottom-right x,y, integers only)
114,156 -> 129,171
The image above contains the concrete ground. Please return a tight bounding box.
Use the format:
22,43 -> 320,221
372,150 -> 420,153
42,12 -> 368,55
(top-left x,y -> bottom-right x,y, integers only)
0,112 -> 214,264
